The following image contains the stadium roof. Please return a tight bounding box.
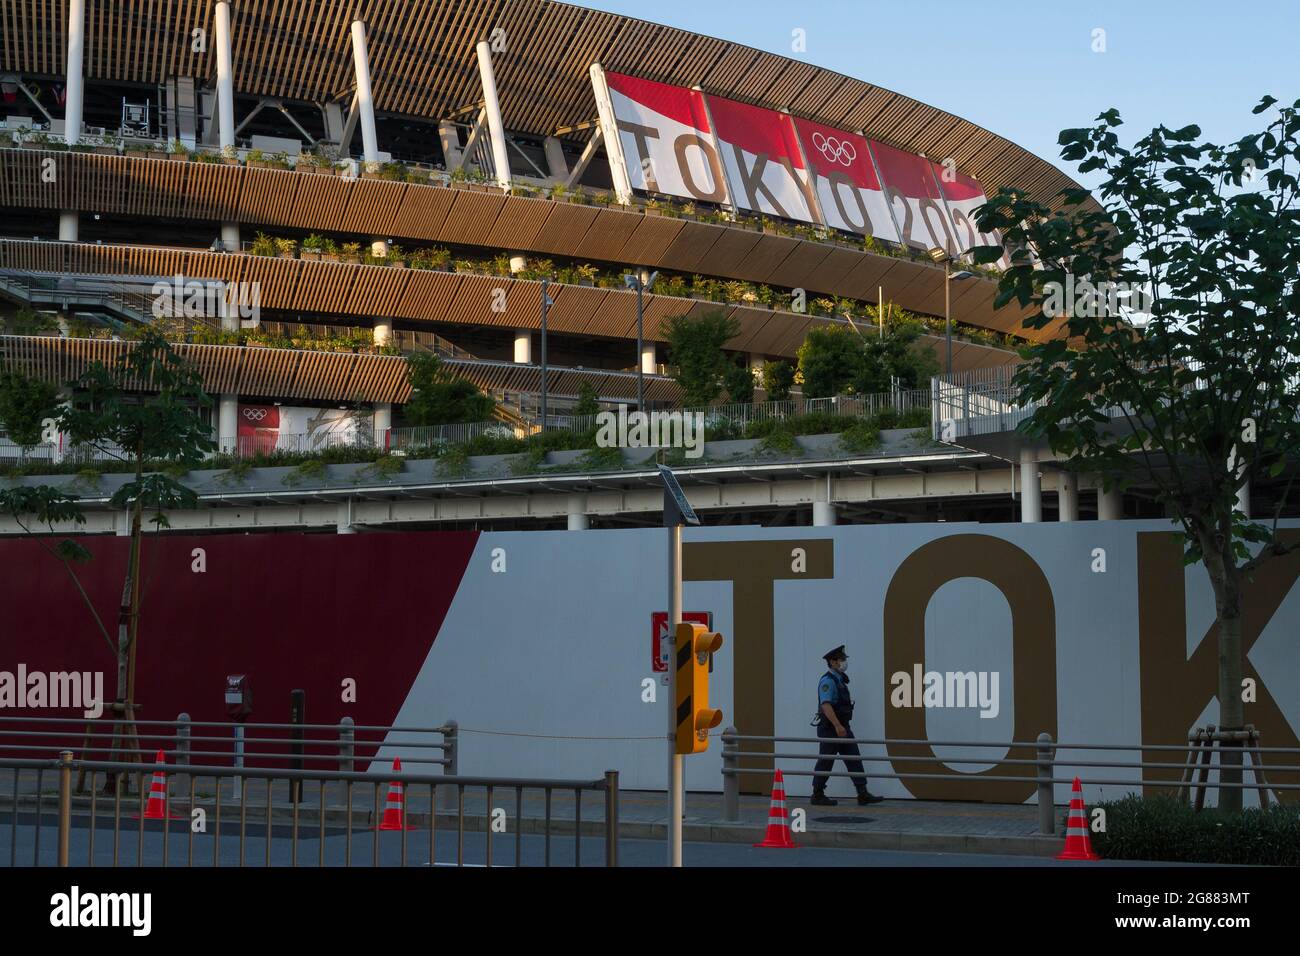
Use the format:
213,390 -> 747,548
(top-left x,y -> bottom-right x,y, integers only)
0,0 -> 1086,212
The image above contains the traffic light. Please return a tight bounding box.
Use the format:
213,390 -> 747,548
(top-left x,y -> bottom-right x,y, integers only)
675,621 -> 723,754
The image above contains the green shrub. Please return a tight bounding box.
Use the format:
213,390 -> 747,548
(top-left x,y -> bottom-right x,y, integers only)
757,427 -> 800,457
437,445 -> 471,477
1085,795 -> 1300,865
839,421 -> 881,455
509,445 -> 549,475
572,444 -> 625,472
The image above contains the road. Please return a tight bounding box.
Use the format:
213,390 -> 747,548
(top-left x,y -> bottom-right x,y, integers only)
0,812 -> 1168,867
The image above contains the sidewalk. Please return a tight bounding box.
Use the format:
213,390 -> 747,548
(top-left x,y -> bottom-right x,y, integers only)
4,775 -> 1068,857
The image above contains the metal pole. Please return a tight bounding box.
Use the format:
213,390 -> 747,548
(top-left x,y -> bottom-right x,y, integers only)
338,716 -> 355,772
636,279 -> 645,411
1037,732 -> 1055,835
58,750 -> 73,867
231,723 -> 244,804
944,261 -> 952,377
604,770 -> 620,867
438,719 -> 458,811
722,726 -> 740,822
667,523 -> 683,867
540,278 -> 549,431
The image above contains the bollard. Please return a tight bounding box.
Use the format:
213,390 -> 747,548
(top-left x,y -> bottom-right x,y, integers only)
1036,731 -> 1055,835
175,712 -> 191,803
722,726 -> 740,822
604,770 -> 620,868
437,720 -> 458,812
338,716 -> 355,772
289,689 -> 305,803
58,750 -> 73,867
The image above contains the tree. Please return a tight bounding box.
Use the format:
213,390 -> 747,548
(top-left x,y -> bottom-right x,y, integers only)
573,380 -> 600,417
663,309 -> 741,407
855,319 -> 940,394
0,370 -> 60,449
403,352 -> 495,425
762,360 -> 795,401
722,359 -> 754,404
57,330 -> 215,775
797,325 -> 863,398
973,96 -> 1300,811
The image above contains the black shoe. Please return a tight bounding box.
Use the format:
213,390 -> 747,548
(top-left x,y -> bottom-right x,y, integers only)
810,794 -> 837,806
857,791 -> 884,805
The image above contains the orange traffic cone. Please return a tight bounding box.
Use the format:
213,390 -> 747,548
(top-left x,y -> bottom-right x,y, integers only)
753,769 -> 798,848
1056,776 -> 1100,861
377,757 -> 416,831
135,750 -> 182,820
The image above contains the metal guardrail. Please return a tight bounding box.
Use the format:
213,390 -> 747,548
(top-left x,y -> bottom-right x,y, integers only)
2,389 -> 938,468
1,753 -> 618,868
718,727 -> 1299,835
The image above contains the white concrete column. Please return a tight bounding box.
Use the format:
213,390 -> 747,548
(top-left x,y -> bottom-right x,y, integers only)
1019,448 -> 1041,523
214,2 -> 235,149
59,0 -> 86,242
475,40 -> 512,191
373,402 -> 392,442
509,254 -> 527,274
221,222 -> 241,253
1237,480 -> 1251,519
1098,483 -> 1123,521
1058,471 -> 1078,522
640,341 -> 657,375
337,501 -> 357,534
350,20 -> 380,167
373,318 -> 392,347
567,494 -> 589,530
513,330 -> 532,364
64,0 -> 85,145
813,477 -> 836,526
543,137 -> 568,181
215,2 -> 239,250
217,394 -> 238,453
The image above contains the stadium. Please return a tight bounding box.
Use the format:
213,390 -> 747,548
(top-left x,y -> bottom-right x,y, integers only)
0,0 -> 1296,855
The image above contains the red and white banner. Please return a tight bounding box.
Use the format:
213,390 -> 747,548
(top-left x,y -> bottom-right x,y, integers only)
932,165 -> 1006,265
605,71 -> 729,204
870,139 -> 960,256
706,95 -> 816,222
793,117 -> 899,242
595,69 -> 1004,266
238,405 -> 364,453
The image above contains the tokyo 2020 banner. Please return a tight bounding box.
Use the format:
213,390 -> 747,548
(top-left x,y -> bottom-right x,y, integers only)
597,68 -> 1002,259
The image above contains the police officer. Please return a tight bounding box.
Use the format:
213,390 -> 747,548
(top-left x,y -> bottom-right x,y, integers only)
812,645 -> 883,805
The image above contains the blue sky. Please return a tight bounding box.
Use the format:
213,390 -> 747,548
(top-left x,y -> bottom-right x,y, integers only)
582,0 -> 1296,189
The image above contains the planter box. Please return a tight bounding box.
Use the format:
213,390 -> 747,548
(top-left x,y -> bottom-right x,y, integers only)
147,151 -> 169,161
167,153 -> 189,162
300,251 -> 322,261
93,146 -> 119,155
277,252 -> 296,260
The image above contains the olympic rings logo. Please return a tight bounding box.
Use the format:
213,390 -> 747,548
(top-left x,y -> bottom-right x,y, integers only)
242,408 -> 268,422
811,131 -> 856,167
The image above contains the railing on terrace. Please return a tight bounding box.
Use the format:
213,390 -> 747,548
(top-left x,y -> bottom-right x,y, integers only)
1,389 -> 940,469
931,365 -> 1037,441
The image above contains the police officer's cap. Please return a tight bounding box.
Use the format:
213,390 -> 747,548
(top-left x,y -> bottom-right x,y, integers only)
823,644 -> 848,662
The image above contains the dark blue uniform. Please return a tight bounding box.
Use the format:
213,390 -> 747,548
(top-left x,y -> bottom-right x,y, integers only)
813,668 -> 869,797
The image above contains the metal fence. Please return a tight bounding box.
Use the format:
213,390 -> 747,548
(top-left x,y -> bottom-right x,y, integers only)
718,727 -> 1299,834
2,387 -> 939,468
2,754 -> 618,868
0,717 -> 618,867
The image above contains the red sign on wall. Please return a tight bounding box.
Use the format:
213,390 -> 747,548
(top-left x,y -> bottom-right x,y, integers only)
652,611 -> 712,672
